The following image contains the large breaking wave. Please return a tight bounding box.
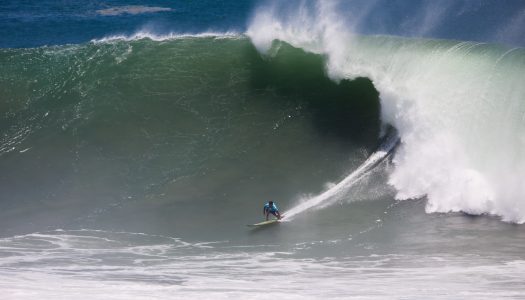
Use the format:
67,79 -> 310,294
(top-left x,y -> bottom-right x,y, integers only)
247,2 -> 525,222
1,7 -> 524,233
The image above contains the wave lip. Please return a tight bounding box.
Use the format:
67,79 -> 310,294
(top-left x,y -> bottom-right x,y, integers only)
90,30 -> 242,43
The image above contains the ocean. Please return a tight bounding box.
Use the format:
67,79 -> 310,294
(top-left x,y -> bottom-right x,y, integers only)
1,1 -> 525,299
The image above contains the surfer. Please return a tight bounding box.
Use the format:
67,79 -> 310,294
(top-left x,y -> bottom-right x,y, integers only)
263,201 -> 282,220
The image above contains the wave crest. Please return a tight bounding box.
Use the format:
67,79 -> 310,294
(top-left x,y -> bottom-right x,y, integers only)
91,30 -> 241,43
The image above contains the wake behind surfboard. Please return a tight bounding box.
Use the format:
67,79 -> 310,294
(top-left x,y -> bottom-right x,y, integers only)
247,219 -> 280,227
247,215 -> 285,227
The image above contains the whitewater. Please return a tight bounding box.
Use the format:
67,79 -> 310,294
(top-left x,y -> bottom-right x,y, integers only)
247,2 -> 525,223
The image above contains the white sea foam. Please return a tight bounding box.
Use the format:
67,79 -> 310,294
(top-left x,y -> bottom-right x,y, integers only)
1,230 -> 524,299
247,1 -> 525,223
91,30 -> 241,43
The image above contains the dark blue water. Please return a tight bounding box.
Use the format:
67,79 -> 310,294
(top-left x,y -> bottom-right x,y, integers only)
0,0 -> 253,48
2,0 -> 524,48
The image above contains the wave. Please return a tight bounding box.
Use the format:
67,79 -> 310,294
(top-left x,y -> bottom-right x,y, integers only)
247,2 -> 525,222
3,10 -> 524,231
0,35 -> 384,234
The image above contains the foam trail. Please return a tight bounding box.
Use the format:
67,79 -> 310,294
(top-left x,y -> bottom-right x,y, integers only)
285,133 -> 399,219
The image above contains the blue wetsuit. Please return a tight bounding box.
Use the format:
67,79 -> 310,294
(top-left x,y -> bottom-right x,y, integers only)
264,202 -> 278,213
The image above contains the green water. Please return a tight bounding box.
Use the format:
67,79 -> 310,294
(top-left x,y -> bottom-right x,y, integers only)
0,37 -> 381,237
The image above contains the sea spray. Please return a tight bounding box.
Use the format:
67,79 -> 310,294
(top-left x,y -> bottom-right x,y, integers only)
285,131 -> 399,219
247,3 -> 525,222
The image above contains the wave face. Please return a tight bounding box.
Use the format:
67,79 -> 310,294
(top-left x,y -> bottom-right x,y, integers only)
248,2 -> 525,223
0,36 -> 382,236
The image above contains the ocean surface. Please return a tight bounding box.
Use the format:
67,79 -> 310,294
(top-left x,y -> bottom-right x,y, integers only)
1,1 -> 525,299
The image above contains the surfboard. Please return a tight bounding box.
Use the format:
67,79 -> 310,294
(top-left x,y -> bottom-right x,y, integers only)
247,219 -> 280,227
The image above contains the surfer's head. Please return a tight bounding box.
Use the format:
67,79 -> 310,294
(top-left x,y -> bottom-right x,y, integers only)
269,201 -> 273,205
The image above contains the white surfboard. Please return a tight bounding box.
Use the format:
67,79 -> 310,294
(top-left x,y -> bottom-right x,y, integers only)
247,219 -> 280,227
